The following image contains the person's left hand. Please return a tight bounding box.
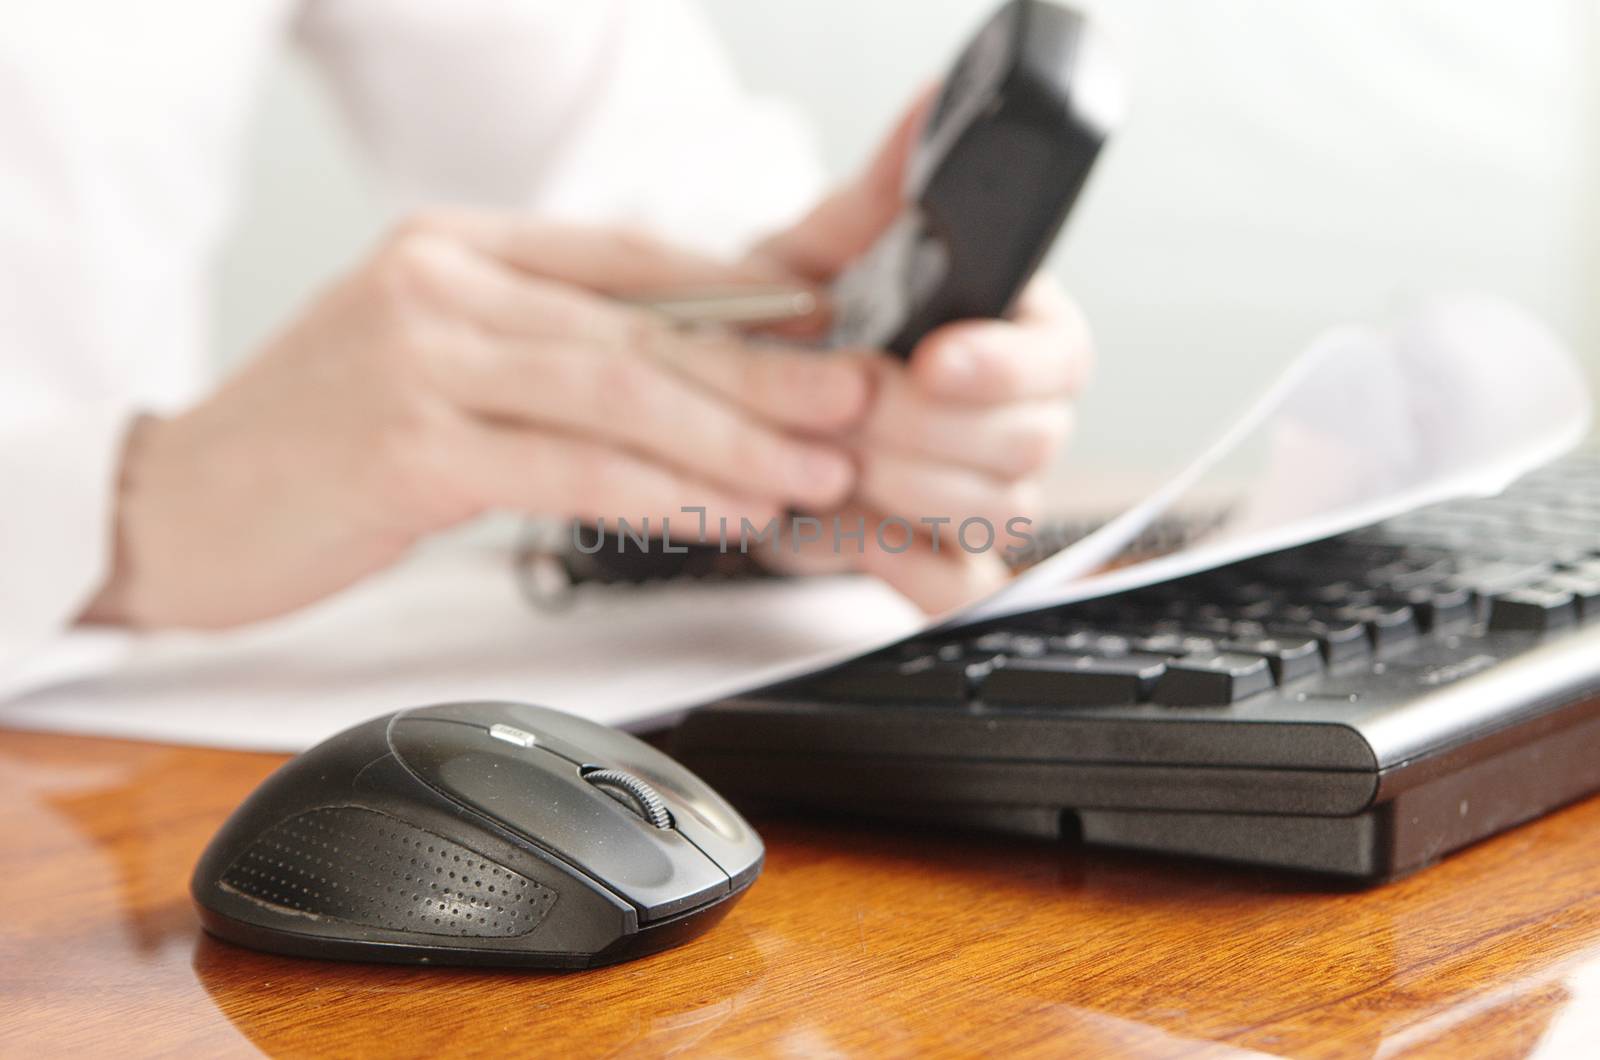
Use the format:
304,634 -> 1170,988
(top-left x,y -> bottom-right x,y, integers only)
745,93 -> 1094,612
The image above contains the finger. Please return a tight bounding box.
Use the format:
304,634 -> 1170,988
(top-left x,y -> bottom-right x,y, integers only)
761,503 -> 1015,613
864,367 -> 1072,478
647,327 -> 874,435
1014,275 -> 1096,389
445,419 -> 783,532
753,504 -> 875,577
857,537 -> 1013,615
434,329 -> 858,511
857,449 -> 1042,530
393,207 -> 787,294
383,227 -> 637,346
403,237 -> 874,440
752,86 -> 937,281
907,280 -> 1093,404
394,208 -> 841,350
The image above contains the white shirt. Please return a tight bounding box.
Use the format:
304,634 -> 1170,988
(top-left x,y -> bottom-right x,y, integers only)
0,0 -> 822,693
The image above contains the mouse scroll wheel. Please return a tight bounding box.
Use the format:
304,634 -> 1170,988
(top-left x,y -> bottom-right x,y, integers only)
582,768 -> 673,830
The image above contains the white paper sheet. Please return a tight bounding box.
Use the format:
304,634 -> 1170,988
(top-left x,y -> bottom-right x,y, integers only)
0,294 -> 1589,751
0,547 -> 926,750
956,294 -> 1593,622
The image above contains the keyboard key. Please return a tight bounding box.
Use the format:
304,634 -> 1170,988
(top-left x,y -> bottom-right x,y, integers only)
1235,599 -> 1278,621
1270,604 -> 1318,625
1385,560 -> 1456,592
1267,619 -> 1371,665
1223,580 -> 1281,604
1151,652 -> 1275,706
1562,558 -> 1600,580
971,631 -> 1049,657
898,640 -> 967,663
1218,636 -> 1323,682
980,653 -> 1168,708
1487,588 -> 1578,633
1540,574 -> 1600,620
1449,561 -> 1553,596
1129,631 -> 1218,657
808,655 -> 971,706
1309,582 -> 1377,607
1382,585 -> 1474,632
1043,631 -> 1131,657
1227,620 -> 1270,640
1187,615 -> 1238,637
1328,603 -> 1420,653
1081,633 -> 1132,657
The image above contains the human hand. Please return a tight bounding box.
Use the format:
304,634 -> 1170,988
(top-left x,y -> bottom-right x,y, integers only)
83,212 -> 872,629
747,94 -> 1094,612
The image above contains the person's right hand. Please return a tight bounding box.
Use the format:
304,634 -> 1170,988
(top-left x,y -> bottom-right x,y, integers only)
82,210 -> 871,630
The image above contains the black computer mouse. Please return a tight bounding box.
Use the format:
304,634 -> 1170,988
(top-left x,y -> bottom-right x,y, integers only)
191,701 -> 764,969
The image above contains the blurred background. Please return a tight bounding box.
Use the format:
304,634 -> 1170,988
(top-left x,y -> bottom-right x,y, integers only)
215,0 -> 1600,479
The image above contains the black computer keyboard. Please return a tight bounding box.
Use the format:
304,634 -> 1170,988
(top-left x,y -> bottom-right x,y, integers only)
675,449 -> 1600,882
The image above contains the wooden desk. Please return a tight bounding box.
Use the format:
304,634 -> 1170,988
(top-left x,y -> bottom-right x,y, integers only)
3,729 -> 1599,1058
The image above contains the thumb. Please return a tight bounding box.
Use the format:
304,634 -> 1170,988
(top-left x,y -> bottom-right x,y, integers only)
754,86 -> 936,282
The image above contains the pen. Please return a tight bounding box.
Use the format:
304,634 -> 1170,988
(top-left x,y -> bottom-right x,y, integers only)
625,285 -> 818,327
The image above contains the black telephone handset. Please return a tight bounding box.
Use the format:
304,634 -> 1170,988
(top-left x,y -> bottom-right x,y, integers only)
518,1 -> 1121,606
828,0 -> 1122,357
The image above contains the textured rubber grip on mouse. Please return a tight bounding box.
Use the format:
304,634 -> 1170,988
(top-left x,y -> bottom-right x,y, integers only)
218,806 -> 557,937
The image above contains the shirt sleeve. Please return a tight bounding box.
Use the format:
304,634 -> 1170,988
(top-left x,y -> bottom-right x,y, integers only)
294,0 -> 826,257
0,2 -> 271,701
0,403 -> 136,699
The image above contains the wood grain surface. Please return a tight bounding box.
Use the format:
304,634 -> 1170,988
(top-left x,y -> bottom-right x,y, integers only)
3,728 -> 1600,1058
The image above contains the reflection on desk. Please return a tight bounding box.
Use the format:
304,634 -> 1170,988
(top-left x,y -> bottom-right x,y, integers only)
3,729 -> 1600,1057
